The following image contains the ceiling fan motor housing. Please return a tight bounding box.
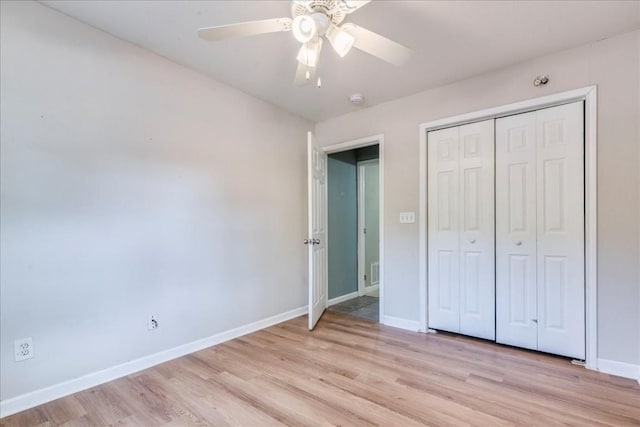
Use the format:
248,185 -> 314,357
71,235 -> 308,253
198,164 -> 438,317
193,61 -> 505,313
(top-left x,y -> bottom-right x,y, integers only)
291,0 -> 347,27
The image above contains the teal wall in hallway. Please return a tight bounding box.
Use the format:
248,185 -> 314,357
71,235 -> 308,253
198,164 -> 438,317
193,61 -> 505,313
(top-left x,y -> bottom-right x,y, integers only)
327,151 -> 357,299
327,145 -> 379,300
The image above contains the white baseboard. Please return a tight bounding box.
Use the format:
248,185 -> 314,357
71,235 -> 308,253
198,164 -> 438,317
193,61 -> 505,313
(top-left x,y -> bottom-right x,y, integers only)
327,291 -> 359,307
597,358 -> 640,381
0,306 -> 308,419
382,315 -> 422,332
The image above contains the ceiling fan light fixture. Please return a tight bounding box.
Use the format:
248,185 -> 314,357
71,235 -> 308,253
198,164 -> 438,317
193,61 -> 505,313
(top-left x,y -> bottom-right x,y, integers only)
327,25 -> 355,57
196,1 -> 414,88
296,38 -> 323,68
292,15 -> 317,43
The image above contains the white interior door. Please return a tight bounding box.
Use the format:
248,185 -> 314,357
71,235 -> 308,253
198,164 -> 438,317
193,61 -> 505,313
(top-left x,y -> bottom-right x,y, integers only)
496,111 -> 538,351
496,102 -> 585,358
458,120 -> 495,340
535,102 -> 584,359
427,126 -> 460,333
307,131 -> 327,330
428,121 -> 494,339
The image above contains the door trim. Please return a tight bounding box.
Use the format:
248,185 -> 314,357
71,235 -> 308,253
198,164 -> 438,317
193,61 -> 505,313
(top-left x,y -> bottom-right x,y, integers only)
357,159 -> 380,297
419,86 -> 597,369
323,135 -> 385,323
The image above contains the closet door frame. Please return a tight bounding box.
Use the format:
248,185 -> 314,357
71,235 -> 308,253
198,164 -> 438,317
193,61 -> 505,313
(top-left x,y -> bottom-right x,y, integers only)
419,86 -> 598,369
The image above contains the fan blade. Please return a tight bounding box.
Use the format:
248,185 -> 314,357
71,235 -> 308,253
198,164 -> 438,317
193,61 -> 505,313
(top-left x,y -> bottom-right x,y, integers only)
294,62 -> 316,86
198,18 -> 292,41
342,23 -> 412,66
339,0 -> 372,13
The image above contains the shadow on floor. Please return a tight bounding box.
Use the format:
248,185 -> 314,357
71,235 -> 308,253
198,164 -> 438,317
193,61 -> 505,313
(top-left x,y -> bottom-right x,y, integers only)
328,295 -> 379,322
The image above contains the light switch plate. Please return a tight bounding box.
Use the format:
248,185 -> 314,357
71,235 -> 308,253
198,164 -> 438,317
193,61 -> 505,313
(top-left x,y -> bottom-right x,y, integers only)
399,212 -> 416,224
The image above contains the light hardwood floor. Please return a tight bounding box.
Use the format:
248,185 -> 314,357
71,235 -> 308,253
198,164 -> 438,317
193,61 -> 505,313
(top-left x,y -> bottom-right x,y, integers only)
2,311 -> 639,426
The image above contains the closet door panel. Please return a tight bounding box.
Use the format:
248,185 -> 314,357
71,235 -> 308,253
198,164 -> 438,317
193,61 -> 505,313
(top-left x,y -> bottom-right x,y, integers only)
459,120 -> 495,340
496,112 -> 538,350
536,102 -> 585,359
428,127 -> 460,333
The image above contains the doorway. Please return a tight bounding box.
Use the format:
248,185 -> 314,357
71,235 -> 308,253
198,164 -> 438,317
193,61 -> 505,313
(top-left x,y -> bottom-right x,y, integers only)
326,144 -> 380,322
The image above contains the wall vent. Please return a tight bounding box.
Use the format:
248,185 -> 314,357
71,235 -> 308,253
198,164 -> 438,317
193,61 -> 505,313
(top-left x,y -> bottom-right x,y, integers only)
370,262 -> 380,285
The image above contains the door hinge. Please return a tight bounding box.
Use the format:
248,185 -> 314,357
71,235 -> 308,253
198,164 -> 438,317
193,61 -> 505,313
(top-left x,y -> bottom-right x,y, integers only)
363,227 -> 366,234
364,274 -> 367,281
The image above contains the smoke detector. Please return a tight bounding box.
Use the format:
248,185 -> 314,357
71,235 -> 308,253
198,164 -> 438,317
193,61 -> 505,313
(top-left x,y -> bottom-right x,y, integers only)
350,93 -> 364,105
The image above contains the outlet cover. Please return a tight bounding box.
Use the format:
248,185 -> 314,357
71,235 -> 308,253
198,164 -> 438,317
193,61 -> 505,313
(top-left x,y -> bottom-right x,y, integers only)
147,315 -> 158,330
15,337 -> 33,362
399,212 -> 416,224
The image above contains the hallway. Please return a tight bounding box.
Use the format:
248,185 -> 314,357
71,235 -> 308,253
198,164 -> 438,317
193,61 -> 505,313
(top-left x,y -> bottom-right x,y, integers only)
328,296 -> 379,322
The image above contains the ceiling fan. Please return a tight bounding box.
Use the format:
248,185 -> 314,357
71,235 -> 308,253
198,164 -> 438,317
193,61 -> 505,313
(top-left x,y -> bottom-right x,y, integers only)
197,0 -> 413,86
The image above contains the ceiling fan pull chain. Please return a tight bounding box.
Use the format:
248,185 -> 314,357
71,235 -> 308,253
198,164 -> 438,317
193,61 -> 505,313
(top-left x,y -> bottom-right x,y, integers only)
316,32 -> 321,88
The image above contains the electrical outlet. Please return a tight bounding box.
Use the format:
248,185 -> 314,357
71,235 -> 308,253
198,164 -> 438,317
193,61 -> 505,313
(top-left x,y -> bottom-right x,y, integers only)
147,315 -> 158,331
14,337 -> 33,362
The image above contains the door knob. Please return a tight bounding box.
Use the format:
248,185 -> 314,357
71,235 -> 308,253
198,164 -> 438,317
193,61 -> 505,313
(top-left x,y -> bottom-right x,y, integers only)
303,239 -> 311,245
470,239 -> 476,244
312,238 -> 321,245
515,241 -> 522,246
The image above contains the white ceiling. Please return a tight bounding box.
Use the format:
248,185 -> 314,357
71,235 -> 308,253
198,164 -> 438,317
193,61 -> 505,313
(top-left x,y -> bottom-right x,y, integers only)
41,1 -> 640,122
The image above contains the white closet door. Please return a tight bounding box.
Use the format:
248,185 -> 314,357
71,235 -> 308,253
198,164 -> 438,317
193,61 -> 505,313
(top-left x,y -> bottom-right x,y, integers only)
497,102 -> 585,358
535,102 -> 585,359
496,111 -> 538,351
459,120 -> 495,340
428,126 -> 460,333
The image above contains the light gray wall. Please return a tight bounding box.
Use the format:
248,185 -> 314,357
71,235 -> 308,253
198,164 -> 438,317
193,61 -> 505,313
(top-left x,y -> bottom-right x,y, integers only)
327,152 -> 358,299
0,1 -> 312,401
316,30 -> 640,366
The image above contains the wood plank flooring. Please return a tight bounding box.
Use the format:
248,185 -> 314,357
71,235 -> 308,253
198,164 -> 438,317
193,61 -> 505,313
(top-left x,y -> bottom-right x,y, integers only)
2,311 -> 639,426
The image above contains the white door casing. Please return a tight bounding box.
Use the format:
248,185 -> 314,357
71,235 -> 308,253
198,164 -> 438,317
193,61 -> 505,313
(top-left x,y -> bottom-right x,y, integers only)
427,120 -> 495,339
496,111 -> 539,351
496,102 -> 585,359
459,120 -> 495,340
535,102 -> 585,359
307,131 -> 328,330
358,160 -> 380,295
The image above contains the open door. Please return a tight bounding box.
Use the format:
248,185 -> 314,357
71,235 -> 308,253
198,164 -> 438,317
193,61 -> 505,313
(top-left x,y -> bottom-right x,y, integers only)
307,131 -> 327,330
